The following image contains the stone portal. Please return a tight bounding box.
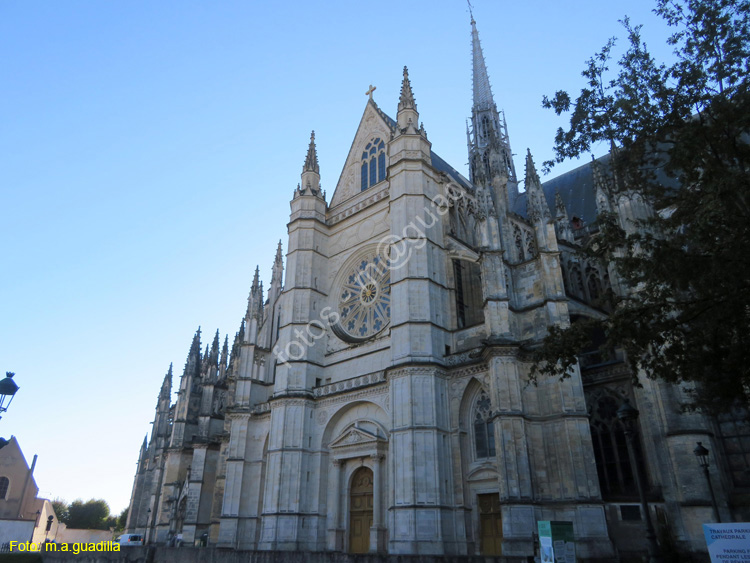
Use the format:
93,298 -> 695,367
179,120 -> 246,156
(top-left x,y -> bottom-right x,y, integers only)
349,467 -> 373,553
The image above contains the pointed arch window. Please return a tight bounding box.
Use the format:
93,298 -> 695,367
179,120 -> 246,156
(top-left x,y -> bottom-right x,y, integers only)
480,115 -> 491,143
361,138 -> 386,191
589,392 -> 648,500
453,259 -> 484,329
525,231 -> 536,258
587,267 -> 603,301
513,225 -> 525,261
473,390 -> 496,459
0,476 -> 9,500
569,264 -> 584,299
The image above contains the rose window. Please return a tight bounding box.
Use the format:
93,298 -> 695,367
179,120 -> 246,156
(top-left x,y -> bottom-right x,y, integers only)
334,251 -> 391,342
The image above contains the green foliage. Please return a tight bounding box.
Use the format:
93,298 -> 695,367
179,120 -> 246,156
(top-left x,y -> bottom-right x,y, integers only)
50,498 -> 69,525
66,499 -> 111,530
116,507 -> 128,531
534,0 -> 750,413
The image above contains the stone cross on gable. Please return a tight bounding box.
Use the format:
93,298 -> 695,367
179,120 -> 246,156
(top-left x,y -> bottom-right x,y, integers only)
366,84 -> 376,100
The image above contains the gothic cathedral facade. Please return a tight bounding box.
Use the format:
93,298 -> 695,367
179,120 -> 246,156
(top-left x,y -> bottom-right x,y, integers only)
125,15 -> 743,560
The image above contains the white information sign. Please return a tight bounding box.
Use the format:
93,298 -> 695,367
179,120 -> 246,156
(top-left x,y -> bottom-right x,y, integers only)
704,523 -> 750,562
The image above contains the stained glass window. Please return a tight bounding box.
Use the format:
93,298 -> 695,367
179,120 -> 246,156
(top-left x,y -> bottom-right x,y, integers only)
473,390 -> 496,459
361,138 -> 386,191
335,250 -> 391,342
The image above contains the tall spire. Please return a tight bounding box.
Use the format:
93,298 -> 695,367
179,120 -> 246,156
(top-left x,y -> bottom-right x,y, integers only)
302,130 -> 319,174
467,11 -> 518,197
470,15 -> 494,112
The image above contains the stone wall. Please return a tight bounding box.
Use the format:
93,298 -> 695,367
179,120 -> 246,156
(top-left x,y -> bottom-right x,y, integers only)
39,546 -> 531,563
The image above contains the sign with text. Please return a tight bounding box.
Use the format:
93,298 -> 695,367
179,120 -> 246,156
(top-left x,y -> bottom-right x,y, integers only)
704,523 -> 750,562
538,521 -> 576,563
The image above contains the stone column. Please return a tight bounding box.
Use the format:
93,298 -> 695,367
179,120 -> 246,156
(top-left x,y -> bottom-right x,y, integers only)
328,459 -> 345,551
370,454 -> 386,552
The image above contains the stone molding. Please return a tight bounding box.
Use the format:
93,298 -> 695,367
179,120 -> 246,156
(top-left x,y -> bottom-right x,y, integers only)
387,365 -> 447,379
329,185 -> 390,226
269,398 -> 312,409
316,384 -> 389,410
314,371 -> 386,398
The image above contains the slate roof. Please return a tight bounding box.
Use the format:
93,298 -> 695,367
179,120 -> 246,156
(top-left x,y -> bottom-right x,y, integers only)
512,155 -> 608,226
379,104 -> 612,225
377,107 -> 474,192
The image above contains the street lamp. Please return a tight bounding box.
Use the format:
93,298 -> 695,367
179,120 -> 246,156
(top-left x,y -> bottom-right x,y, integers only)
0,372 -> 19,420
617,399 -> 662,563
693,442 -> 721,523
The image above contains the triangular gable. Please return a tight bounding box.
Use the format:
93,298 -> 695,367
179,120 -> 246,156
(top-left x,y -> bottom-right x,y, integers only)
328,425 -> 381,449
329,100 -> 395,208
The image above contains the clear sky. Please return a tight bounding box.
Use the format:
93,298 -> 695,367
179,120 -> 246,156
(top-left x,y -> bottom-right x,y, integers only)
1,1 -> 676,514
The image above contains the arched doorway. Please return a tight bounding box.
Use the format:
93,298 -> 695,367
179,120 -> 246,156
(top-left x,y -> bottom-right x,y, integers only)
349,466 -> 373,553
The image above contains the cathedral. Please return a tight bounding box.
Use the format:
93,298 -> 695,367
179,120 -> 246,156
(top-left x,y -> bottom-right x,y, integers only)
124,14 -> 746,561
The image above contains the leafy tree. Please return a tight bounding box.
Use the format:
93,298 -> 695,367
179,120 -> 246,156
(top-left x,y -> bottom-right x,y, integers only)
533,0 -> 750,413
116,508 -> 128,531
51,498 -> 69,525
66,499 -> 111,530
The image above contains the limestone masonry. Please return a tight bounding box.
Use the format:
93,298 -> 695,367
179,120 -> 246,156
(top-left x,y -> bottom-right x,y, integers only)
124,14 -> 747,560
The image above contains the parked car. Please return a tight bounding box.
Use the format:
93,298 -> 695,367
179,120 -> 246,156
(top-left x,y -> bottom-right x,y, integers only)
114,534 -> 143,546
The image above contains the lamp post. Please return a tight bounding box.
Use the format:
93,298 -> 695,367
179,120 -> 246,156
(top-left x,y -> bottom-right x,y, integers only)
0,372 -> 19,421
617,399 -> 662,563
694,442 -> 721,523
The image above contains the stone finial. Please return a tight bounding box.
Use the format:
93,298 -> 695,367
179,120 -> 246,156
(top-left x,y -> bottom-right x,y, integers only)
251,265 -> 260,294
524,149 -> 541,189
219,335 -> 229,378
160,364 -> 173,398
210,329 -> 220,363
189,327 -> 202,357
303,130 -> 319,174
398,66 -> 417,112
525,149 -> 551,222
275,240 -> 283,266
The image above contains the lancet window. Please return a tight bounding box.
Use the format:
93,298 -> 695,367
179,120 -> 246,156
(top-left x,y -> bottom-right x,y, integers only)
453,259 -> 484,329
361,138 -> 386,191
473,389 -> 496,459
513,225 -> 525,261
588,391 -> 647,500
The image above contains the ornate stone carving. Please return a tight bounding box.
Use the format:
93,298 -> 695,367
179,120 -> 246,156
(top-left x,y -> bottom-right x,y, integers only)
313,371 -> 386,398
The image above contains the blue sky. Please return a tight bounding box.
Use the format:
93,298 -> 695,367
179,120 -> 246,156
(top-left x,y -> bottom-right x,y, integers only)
1,1 -> 675,514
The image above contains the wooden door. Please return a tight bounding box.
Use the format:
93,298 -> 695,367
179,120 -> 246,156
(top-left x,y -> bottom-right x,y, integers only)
478,493 -> 502,555
349,467 -> 373,553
